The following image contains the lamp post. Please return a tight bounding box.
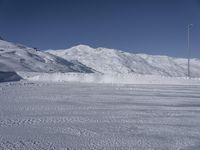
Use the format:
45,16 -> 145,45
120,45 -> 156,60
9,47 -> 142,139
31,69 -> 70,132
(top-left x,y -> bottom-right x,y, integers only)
187,24 -> 193,78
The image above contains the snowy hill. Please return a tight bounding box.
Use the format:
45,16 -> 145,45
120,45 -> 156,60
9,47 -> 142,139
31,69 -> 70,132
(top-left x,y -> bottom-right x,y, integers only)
0,40 -> 93,73
47,45 -> 200,77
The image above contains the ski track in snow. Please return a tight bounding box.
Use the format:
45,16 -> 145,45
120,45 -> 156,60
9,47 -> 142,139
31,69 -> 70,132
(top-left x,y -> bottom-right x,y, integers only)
0,81 -> 200,149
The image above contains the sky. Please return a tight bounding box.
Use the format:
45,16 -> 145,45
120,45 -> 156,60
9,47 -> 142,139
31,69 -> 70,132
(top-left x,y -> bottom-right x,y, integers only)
0,0 -> 200,58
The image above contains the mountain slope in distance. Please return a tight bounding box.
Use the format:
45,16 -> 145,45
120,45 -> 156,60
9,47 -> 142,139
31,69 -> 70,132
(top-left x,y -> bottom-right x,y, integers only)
47,45 -> 200,77
0,40 -> 93,73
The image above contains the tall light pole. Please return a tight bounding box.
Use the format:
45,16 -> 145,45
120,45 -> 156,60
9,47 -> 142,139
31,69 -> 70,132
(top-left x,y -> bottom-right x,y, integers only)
187,24 -> 193,78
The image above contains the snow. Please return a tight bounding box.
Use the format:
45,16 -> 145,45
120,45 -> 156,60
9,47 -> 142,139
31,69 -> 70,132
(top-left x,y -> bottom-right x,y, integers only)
20,72 -> 200,85
0,40 -> 93,73
0,81 -> 200,149
1,40 -> 200,149
47,45 -> 200,77
1,39 -> 200,84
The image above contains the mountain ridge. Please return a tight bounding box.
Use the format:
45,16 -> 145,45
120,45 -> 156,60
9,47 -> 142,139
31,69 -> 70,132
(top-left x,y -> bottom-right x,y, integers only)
0,40 -> 94,73
47,44 -> 200,77
1,38 -> 200,78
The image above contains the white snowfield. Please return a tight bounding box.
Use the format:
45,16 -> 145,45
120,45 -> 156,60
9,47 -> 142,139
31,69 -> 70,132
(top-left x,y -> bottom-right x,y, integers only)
47,45 -> 200,77
0,82 -> 200,149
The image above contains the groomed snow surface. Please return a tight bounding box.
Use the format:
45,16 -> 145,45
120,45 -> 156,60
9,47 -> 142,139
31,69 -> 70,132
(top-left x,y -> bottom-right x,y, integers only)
1,81 -> 200,150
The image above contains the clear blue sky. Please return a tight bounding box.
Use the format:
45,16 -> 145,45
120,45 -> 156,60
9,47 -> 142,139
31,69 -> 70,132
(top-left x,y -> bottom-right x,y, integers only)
0,0 -> 200,58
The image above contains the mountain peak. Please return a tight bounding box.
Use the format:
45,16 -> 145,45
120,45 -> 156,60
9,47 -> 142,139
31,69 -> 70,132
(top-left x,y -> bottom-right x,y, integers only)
47,45 -> 200,77
72,44 -> 94,50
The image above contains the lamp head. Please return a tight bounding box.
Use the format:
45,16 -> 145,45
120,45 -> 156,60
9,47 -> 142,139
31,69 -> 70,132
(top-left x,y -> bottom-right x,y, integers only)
189,24 -> 193,27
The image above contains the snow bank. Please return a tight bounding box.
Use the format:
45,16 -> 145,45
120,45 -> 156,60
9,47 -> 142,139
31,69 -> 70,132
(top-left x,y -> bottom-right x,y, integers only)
22,72 -> 200,85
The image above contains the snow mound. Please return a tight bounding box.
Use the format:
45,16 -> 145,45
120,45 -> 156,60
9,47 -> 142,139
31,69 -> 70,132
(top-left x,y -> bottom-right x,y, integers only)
0,40 -> 94,73
47,45 -> 200,77
24,72 -> 200,85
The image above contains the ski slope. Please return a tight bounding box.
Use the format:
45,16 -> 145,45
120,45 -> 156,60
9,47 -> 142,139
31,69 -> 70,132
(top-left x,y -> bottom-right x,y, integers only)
0,81 -> 200,149
47,45 -> 200,77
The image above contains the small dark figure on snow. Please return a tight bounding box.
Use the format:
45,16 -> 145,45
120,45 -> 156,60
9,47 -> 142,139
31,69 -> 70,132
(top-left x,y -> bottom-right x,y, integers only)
34,47 -> 38,51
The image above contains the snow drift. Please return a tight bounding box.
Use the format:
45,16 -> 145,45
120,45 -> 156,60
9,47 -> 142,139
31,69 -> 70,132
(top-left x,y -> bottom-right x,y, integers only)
23,72 -> 200,85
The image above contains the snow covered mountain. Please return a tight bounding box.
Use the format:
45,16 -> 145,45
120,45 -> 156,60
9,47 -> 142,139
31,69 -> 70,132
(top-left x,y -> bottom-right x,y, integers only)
0,40 -> 93,73
47,45 -> 200,77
